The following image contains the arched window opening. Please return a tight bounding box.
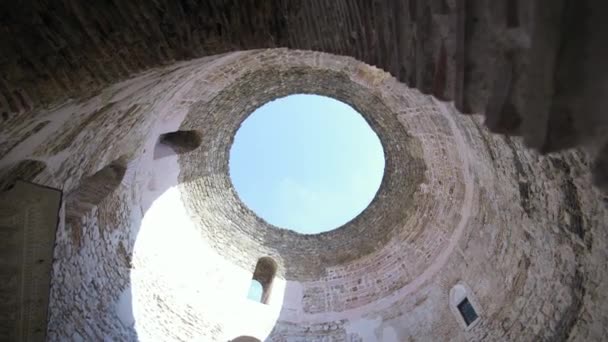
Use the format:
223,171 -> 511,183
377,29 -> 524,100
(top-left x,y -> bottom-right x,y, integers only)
449,283 -> 481,330
154,130 -> 202,159
66,159 -> 127,213
247,257 -> 277,304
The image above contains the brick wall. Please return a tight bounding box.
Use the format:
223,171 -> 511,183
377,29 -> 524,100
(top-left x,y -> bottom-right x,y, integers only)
0,49 -> 605,341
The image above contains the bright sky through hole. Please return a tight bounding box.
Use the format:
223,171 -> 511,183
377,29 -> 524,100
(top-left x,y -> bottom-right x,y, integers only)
229,94 -> 385,234
247,280 -> 264,302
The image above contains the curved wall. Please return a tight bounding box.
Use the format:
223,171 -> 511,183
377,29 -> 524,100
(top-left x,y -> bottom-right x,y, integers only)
0,49 -> 605,341
2,1 -> 607,189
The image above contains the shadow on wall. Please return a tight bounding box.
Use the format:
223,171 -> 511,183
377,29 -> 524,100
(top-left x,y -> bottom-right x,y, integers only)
0,159 -> 47,191
153,130 -> 202,160
65,157 -> 128,249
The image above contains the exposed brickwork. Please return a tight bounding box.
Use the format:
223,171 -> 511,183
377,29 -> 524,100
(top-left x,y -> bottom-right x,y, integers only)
0,159 -> 46,191
1,0 -> 607,188
178,53 -> 430,281
0,0 -> 608,182
0,49 -> 605,341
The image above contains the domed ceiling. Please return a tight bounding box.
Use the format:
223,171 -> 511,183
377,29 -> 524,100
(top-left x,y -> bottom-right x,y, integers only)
0,2 -> 607,342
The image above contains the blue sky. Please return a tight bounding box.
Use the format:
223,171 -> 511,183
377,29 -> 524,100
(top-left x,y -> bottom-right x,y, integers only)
247,280 -> 263,302
229,94 -> 385,234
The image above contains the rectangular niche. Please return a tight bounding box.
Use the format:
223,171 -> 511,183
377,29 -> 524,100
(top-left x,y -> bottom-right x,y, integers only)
449,283 -> 482,330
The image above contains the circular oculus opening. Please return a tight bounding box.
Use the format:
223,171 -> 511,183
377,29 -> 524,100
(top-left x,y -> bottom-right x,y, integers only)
229,94 -> 385,234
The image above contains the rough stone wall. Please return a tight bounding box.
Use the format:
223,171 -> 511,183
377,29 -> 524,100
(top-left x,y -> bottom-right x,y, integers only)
265,105 -> 603,342
177,59 -> 428,280
0,49 -> 606,341
0,53 -> 235,340
0,0 -> 459,111
48,201 -> 137,341
1,1 -> 607,188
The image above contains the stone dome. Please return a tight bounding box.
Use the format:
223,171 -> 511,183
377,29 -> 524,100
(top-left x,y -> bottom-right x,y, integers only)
0,2 -> 607,342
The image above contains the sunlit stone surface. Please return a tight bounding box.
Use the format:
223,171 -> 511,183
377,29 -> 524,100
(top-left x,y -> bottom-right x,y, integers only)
1,48 -> 606,341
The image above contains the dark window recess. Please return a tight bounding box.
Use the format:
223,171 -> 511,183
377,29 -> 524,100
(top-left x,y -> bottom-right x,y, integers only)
457,298 -> 479,325
154,130 -> 202,159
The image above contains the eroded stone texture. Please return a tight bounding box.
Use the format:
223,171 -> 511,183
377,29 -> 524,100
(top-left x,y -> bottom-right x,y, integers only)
0,159 -> 46,191
178,64 -> 428,281
0,49 -> 604,341
0,1 -> 606,189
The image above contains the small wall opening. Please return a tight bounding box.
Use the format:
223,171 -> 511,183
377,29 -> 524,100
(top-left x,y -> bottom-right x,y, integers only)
154,130 -> 202,159
457,297 -> 479,326
66,160 -> 127,212
65,158 -> 127,247
449,283 -> 482,330
248,257 -> 277,304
